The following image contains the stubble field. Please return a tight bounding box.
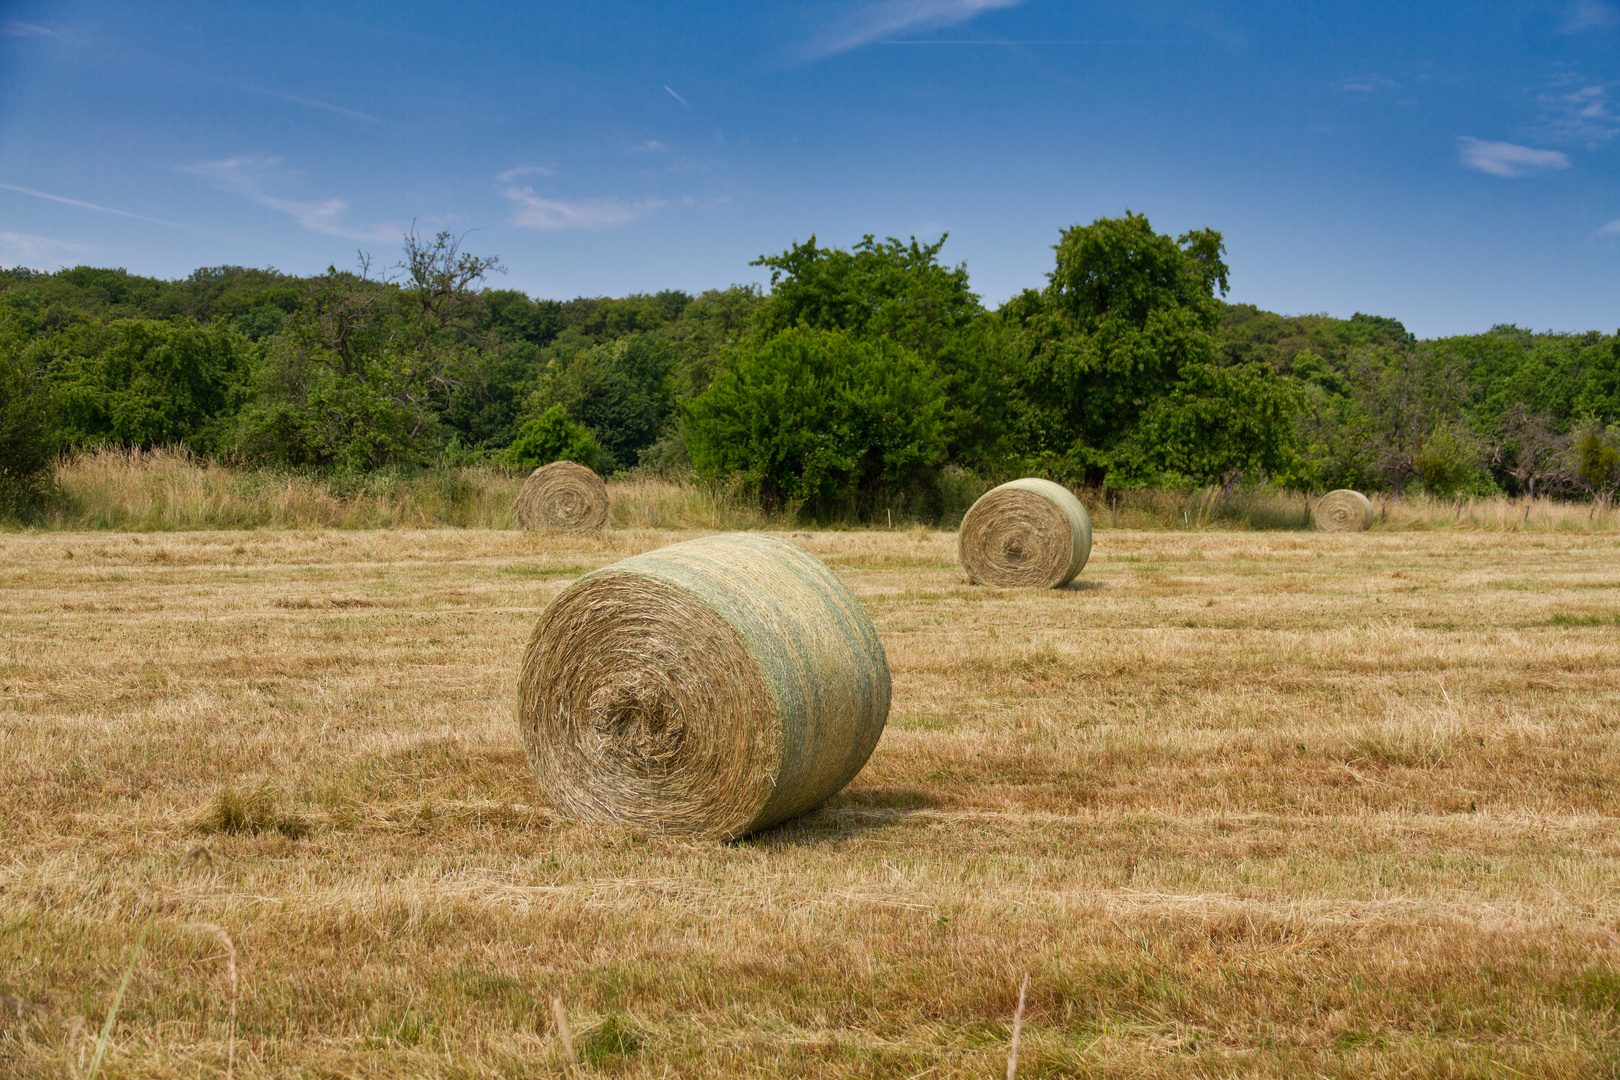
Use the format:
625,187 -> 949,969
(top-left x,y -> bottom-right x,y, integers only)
2,525 -> 1619,1078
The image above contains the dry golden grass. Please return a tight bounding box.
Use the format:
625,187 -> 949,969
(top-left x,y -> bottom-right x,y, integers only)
38,448 -> 786,533
3,525 -> 1620,1077
35,446 -> 1620,535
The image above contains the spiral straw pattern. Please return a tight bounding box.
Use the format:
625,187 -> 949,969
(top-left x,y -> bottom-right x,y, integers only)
514,460 -> 609,531
517,533 -> 891,838
958,478 -> 1093,588
1313,489 -> 1374,532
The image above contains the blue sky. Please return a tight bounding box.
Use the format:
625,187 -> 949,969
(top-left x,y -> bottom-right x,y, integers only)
1,0 -> 1616,337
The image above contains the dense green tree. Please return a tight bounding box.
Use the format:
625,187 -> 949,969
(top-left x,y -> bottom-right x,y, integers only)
752,235 -> 980,361
1003,212 -> 1300,488
1007,214 -> 1225,470
483,289 -> 564,348
234,231 -> 499,468
751,234 -> 1006,465
1576,333 -> 1620,421
1113,362 -> 1303,491
653,285 -> 762,399
521,334 -> 676,471
43,318 -> 253,452
0,314 -> 56,519
685,327 -> 948,515
439,341 -> 545,454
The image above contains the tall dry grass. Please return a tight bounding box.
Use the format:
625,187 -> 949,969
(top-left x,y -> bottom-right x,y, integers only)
33,448 -> 784,532
21,447 -> 1620,533
1089,486 -> 1620,533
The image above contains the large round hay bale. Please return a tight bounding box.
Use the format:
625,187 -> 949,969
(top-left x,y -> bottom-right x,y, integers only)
958,478 -> 1093,588
515,460 -> 609,531
517,533 -> 891,838
1313,489 -> 1374,532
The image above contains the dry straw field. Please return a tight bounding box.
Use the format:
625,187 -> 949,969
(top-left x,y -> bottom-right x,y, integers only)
3,511 -> 1620,1076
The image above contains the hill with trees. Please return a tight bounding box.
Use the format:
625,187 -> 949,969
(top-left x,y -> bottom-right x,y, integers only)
3,217 -> 1617,521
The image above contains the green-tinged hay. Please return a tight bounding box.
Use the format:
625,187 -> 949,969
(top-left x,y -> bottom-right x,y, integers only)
517,533 -> 891,838
957,478 -> 1093,588
1314,488 -> 1374,532
514,460 -> 609,531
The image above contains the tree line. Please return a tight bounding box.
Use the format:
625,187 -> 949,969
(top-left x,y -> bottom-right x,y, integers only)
2,214 -> 1618,521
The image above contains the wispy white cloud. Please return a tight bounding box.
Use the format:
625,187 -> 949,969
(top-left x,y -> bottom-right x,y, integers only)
1338,74 -> 1397,95
179,154 -> 400,242
804,0 -> 1025,59
1,20 -> 56,37
495,164 -> 555,183
664,85 -> 689,107
0,181 -> 197,229
502,184 -> 663,230
1563,0 -> 1619,31
242,87 -> 381,124
1598,218 -> 1620,235
1534,71 -> 1619,146
1458,137 -> 1571,177
0,231 -> 88,266
639,140 -> 668,152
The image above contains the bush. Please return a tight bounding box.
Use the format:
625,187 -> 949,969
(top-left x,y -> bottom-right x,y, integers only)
684,327 -> 948,517
0,353 -> 54,520
1573,418 -> 1620,503
504,404 -> 600,470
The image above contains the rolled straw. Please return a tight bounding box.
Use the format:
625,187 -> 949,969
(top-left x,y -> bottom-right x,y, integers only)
958,478 -> 1092,588
1313,489 -> 1374,532
515,461 -> 609,531
517,533 -> 890,838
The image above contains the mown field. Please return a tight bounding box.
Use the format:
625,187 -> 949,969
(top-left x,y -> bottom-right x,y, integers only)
2,525 -> 1619,1078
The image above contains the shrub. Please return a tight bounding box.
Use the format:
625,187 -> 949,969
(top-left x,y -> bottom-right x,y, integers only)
505,404 -> 601,470
0,319 -> 56,520
684,327 -> 948,516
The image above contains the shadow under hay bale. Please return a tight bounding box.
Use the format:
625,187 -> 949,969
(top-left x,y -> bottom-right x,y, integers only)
517,533 -> 890,839
958,478 -> 1093,588
514,460 -> 609,531
1314,488 -> 1374,532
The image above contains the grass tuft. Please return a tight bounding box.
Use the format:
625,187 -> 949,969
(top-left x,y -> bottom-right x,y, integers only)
578,1013 -> 641,1066
204,784 -> 310,838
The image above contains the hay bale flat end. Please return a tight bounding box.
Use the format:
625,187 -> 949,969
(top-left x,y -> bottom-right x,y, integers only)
515,460 -> 609,531
958,478 -> 1093,588
1314,489 -> 1374,532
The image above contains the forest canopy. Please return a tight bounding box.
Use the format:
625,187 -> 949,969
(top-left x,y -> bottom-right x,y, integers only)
3,219 -> 1618,521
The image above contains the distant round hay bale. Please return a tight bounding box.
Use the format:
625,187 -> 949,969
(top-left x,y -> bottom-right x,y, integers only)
517,533 -> 891,838
1313,489 -> 1374,532
515,461 -> 608,531
958,478 -> 1093,588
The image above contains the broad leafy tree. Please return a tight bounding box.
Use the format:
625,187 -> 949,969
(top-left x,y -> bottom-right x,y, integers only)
751,235 -> 1005,465
45,318 -> 253,453
1004,212 -> 1299,488
234,231 -> 499,468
